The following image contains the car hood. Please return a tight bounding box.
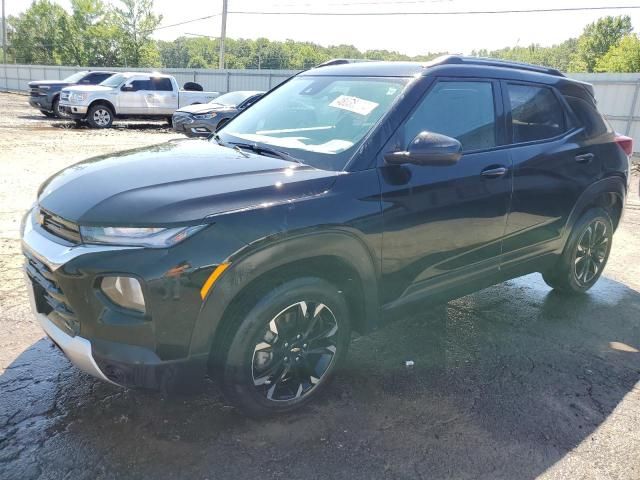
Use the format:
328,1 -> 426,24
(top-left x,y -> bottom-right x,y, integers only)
176,103 -> 237,115
38,140 -> 339,227
28,80 -> 72,88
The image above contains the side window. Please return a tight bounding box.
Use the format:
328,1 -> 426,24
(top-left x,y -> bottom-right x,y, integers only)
403,81 -> 496,152
150,78 -> 173,91
90,73 -> 112,84
78,74 -> 93,84
128,79 -> 151,91
507,84 -> 566,143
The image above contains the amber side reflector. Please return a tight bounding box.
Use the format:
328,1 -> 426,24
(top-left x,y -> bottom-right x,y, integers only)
200,263 -> 230,301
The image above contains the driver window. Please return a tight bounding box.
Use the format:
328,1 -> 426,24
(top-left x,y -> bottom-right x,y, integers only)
403,81 -> 496,152
126,78 -> 151,92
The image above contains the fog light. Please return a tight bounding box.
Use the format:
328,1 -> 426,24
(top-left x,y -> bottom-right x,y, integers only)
101,276 -> 145,313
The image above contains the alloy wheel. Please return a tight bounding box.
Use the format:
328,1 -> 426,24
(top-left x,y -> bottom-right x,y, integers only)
251,301 -> 339,402
93,108 -> 111,126
574,219 -> 608,285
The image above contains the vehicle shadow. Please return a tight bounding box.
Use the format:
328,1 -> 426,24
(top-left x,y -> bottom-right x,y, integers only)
1,273 -> 638,479
49,121 -> 173,132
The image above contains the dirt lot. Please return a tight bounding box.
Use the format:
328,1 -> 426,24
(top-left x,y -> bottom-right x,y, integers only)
1,91 -> 639,480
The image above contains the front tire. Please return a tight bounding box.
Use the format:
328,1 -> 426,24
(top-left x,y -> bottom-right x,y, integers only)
52,96 -> 63,118
543,207 -> 613,294
86,104 -> 114,128
218,277 -> 351,417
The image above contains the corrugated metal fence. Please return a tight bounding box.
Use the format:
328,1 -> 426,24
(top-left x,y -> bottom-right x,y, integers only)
2,64 -> 639,153
0,64 -> 298,97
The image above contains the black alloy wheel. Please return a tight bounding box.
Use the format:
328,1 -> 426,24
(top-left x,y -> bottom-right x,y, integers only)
251,300 -> 339,401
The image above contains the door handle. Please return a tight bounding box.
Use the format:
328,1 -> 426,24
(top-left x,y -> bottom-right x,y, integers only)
575,153 -> 594,164
481,166 -> 508,178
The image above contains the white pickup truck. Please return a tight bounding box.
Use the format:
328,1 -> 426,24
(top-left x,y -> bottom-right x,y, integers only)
59,72 -> 219,128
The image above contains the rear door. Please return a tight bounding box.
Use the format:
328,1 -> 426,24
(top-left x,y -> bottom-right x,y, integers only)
379,78 -> 513,305
499,81 -> 599,266
148,77 -> 179,114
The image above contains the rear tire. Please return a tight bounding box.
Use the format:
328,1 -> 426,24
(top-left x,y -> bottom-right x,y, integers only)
86,104 -> 114,128
217,277 -> 351,417
542,207 -> 613,294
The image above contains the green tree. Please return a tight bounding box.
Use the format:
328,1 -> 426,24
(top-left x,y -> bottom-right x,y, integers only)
113,0 -> 162,67
58,0 -> 121,66
596,34 -> 640,72
569,15 -> 633,72
7,0 -> 68,64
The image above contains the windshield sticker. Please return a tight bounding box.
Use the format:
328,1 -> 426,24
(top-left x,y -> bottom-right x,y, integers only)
329,95 -> 379,116
386,87 -> 398,95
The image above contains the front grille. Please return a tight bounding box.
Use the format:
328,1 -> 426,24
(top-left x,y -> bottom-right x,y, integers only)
39,209 -> 82,244
30,88 -> 44,97
25,251 -> 79,337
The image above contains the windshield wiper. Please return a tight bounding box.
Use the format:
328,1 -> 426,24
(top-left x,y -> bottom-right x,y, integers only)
231,143 -> 303,164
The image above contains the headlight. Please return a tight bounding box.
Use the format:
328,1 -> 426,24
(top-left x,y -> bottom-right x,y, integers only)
70,92 -> 89,103
101,276 -> 145,313
80,225 -> 206,248
193,113 -> 217,120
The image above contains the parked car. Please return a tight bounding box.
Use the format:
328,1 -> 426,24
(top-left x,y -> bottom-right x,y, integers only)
172,90 -> 264,138
28,70 -> 117,118
22,56 -> 632,416
58,72 -> 219,128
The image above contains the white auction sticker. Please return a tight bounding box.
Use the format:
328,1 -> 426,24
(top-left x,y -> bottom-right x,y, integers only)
329,95 -> 379,116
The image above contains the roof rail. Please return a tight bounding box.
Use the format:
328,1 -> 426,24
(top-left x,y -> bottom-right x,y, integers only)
427,55 -> 565,77
313,58 -> 373,68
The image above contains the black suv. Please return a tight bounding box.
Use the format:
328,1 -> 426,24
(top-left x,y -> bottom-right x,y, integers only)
28,70 -> 116,118
22,57 -> 632,416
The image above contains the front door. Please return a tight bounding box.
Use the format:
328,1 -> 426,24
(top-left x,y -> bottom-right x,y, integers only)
379,79 -> 513,306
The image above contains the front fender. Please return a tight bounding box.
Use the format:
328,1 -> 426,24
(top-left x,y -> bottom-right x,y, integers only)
188,229 -> 380,357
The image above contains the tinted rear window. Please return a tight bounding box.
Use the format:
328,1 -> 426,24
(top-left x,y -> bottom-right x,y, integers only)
507,84 -> 566,143
151,78 -> 173,91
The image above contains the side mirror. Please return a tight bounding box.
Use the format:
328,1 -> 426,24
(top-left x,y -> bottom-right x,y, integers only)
385,132 -> 462,166
121,84 -> 134,92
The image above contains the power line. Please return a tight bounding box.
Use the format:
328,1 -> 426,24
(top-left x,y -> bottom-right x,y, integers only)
154,14 -> 221,32
228,5 -> 640,16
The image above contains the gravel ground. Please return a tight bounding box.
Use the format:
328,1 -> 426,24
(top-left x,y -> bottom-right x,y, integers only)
1,91 -> 639,480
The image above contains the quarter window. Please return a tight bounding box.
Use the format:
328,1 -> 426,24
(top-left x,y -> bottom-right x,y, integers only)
403,81 -> 496,152
507,84 -> 566,143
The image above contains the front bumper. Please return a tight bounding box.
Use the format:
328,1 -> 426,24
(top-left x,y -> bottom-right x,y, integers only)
21,209 -> 209,391
172,113 -> 219,138
32,299 -> 116,384
58,103 -> 88,118
29,96 -> 52,111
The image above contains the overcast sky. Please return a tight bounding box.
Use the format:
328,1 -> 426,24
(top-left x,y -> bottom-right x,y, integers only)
5,0 -> 640,55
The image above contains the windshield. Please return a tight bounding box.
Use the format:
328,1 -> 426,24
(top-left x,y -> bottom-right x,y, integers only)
211,91 -> 259,107
217,76 -> 409,171
62,71 -> 88,83
100,74 -> 127,87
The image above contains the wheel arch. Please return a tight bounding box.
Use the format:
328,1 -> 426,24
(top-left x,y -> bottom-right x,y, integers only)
561,175 -> 626,248
87,98 -> 116,116
189,230 -> 380,360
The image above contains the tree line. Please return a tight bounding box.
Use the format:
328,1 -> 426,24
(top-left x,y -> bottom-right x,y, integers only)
5,0 -> 640,73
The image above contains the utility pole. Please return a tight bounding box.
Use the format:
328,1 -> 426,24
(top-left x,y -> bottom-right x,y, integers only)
218,0 -> 228,70
2,0 -> 7,65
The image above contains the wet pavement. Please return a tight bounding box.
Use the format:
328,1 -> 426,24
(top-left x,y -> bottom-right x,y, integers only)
1,92 -> 639,479
1,270 -> 640,480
